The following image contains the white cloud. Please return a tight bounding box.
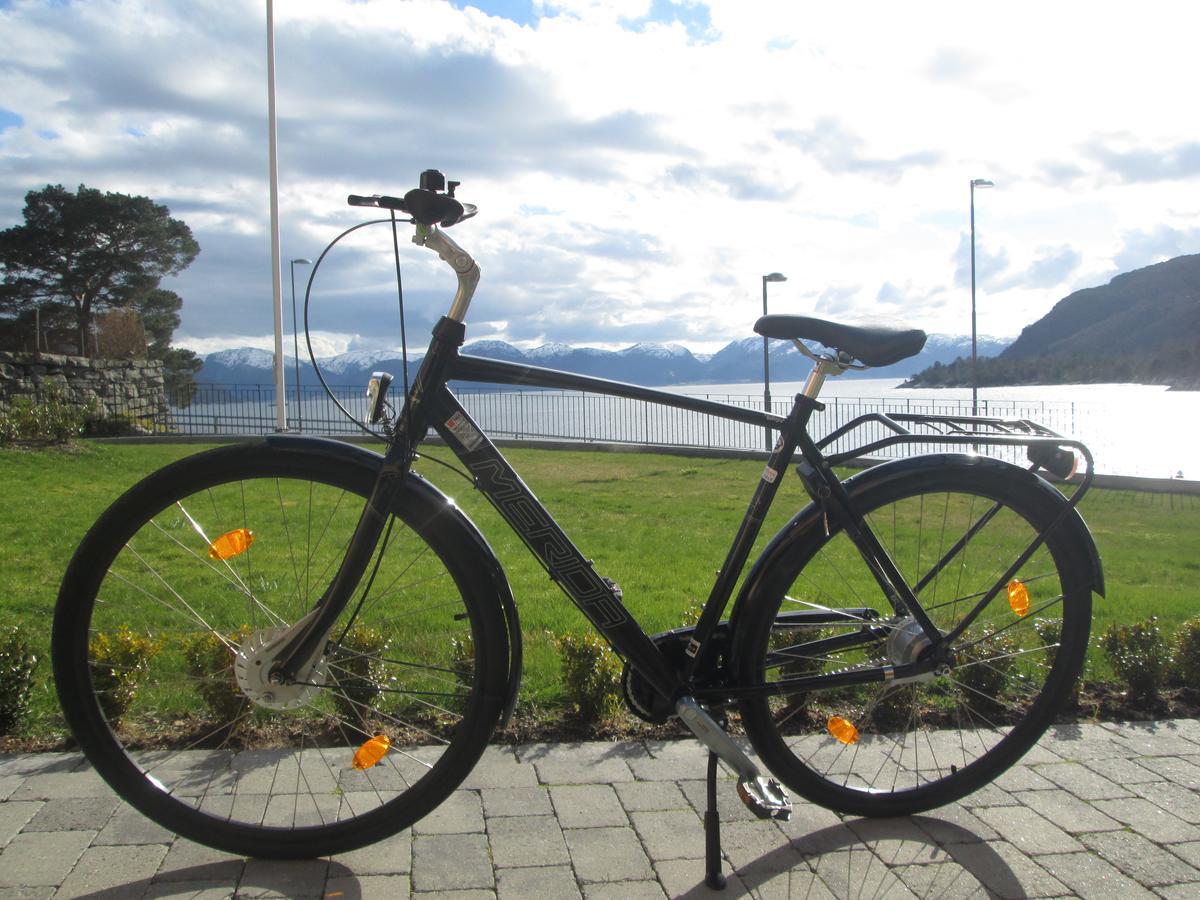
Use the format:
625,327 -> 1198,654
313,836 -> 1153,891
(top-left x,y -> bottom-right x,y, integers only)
2,0 -> 1199,357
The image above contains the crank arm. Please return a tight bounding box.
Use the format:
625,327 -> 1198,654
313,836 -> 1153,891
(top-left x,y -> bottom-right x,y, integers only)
675,696 -> 792,821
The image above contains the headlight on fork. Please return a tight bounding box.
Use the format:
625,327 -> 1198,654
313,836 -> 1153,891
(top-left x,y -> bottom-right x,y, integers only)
366,371 -> 394,425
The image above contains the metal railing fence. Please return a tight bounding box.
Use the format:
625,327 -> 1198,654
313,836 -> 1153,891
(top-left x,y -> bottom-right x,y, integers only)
141,383 -> 1083,467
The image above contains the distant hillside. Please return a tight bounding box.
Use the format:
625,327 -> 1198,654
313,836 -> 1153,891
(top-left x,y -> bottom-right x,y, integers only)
904,253 -> 1200,390
197,333 -> 1010,390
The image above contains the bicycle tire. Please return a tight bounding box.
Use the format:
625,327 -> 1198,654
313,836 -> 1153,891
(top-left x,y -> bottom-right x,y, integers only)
53,441 -> 508,858
733,456 -> 1093,817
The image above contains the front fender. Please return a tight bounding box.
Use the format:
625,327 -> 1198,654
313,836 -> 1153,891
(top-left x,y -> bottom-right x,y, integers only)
729,453 -> 1104,638
265,435 -> 523,725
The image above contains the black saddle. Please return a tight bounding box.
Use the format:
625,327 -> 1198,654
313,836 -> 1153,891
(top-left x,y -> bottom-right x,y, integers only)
755,315 -> 927,368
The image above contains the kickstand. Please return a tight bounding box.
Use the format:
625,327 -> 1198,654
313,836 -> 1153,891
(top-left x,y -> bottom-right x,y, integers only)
704,750 -> 726,890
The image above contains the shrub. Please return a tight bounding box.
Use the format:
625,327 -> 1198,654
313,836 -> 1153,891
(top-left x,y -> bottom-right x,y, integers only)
682,599 -> 705,626
555,632 -> 623,722
1102,618 -> 1168,703
769,626 -> 828,717
954,625 -> 1019,714
182,628 -> 251,724
869,684 -> 917,729
0,392 -> 90,444
0,626 -> 39,735
1032,617 -> 1063,669
1171,617 -> 1200,688
328,626 -> 391,727
447,633 -> 476,714
450,633 -> 475,689
82,413 -> 143,437
89,625 -> 162,725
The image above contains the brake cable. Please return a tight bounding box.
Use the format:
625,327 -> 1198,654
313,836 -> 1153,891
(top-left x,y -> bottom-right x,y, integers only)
302,217 -> 411,438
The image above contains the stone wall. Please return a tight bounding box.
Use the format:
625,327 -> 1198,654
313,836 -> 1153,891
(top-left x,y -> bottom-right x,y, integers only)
0,351 -> 167,424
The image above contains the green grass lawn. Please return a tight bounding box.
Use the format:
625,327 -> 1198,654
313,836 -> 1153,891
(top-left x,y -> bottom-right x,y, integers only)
2,439 -> 1198,737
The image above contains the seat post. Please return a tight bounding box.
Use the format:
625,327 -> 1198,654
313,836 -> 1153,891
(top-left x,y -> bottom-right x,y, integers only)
801,356 -> 845,400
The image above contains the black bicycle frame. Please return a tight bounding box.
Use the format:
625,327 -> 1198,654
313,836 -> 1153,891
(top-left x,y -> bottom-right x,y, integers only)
274,316 -> 1079,704
436,350 -> 962,701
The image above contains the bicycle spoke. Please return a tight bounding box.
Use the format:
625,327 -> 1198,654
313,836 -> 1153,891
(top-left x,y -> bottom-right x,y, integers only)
70,459 -> 490,848
745,473 -> 1088,814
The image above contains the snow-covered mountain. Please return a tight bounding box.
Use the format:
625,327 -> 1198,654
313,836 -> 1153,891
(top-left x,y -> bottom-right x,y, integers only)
618,342 -> 692,358
525,342 -> 574,360
318,349 -> 410,375
205,348 -> 275,367
196,333 -> 1012,388
199,348 -> 280,384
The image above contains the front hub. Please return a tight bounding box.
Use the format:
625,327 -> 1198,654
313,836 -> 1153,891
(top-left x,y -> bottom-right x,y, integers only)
234,627 -> 328,710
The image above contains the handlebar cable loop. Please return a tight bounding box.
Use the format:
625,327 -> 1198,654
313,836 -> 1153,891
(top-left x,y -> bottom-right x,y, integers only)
301,212 -> 479,438
303,218 -> 404,439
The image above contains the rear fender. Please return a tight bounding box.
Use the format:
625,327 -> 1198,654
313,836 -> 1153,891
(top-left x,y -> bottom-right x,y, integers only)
266,435 -> 523,725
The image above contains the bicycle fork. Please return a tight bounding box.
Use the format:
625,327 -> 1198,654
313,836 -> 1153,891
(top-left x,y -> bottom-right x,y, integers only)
267,316 -> 469,687
260,467 -> 402,688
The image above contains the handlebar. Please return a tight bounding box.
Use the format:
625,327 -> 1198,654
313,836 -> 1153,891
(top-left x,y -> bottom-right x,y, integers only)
346,186 -> 476,228
346,170 -> 482,323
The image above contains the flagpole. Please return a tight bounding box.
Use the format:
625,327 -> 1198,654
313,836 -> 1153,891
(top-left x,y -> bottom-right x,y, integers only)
266,0 -> 286,431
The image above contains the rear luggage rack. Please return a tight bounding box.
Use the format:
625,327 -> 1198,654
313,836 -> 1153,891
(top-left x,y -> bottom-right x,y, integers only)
816,410 -> 1095,505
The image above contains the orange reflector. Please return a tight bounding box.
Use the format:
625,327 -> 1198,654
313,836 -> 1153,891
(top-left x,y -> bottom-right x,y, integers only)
1008,579 -> 1030,617
827,716 -> 859,745
352,733 -> 391,770
207,528 -> 254,561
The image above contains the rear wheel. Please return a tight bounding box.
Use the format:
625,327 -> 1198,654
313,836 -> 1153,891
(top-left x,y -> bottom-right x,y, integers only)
54,442 -> 508,857
734,458 -> 1092,816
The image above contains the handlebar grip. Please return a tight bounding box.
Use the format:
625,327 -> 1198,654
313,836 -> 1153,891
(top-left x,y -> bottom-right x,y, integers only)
346,194 -> 409,212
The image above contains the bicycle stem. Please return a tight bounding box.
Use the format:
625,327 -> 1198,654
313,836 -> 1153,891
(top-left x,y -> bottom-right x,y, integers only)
413,223 -> 481,322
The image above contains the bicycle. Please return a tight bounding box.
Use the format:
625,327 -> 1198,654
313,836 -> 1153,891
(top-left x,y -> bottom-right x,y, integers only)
53,170 -> 1103,868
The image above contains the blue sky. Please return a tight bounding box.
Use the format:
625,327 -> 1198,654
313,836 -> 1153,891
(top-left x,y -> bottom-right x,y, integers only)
1,0 -> 1198,357
454,0 -> 541,26
452,0 -> 712,35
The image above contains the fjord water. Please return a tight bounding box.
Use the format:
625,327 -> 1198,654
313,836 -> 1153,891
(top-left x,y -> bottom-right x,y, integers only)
664,378 -> 1200,480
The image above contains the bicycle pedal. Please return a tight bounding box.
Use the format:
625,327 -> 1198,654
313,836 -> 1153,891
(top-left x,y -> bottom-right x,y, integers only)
736,775 -> 793,821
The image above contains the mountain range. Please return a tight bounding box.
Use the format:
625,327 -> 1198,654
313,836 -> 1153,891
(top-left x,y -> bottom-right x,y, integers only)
905,253 -> 1200,390
197,333 -> 1012,389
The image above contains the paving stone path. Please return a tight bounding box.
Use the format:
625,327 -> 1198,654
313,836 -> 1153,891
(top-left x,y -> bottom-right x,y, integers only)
3,719 -> 1200,898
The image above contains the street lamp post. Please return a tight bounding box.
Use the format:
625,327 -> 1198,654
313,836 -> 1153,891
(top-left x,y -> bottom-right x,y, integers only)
970,178 -> 993,416
762,272 -> 787,450
289,258 -> 312,431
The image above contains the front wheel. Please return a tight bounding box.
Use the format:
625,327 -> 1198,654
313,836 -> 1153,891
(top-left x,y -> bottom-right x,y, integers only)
734,457 -> 1093,817
53,441 -> 509,858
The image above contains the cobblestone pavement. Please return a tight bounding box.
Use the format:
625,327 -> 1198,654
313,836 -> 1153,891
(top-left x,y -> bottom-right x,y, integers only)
4,720 -> 1200,898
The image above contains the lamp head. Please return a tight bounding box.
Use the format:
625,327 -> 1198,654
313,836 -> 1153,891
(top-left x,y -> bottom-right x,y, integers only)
763,272 -> 787,283
971,179 -> 995,189
291,257 -> 312,265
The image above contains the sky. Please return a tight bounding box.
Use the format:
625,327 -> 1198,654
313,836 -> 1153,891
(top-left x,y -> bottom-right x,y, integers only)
1,0 -> 1198,358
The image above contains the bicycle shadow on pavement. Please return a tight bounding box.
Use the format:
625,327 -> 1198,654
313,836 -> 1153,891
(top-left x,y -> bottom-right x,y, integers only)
61,861 -> 365,900
675,815 -> 1022,899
